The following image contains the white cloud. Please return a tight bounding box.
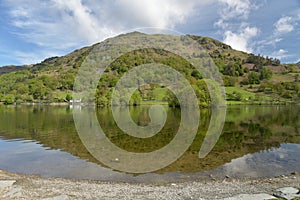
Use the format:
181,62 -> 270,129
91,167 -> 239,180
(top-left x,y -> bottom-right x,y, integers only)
5,0 -> 210,49
12,51 -> 59,65
270,49 -> 289,60
218,0 -> 253,20
1,0 -> 219,66
224,26 -> 258,52
257,14 -> 298,57
53,0 -> 102,42
7,0 -> 110,49
215,0 -> 259,53
3,0 -> 213,64
259,38 -> 282,47
104,0 -> 199,28
275,16 -> 295,34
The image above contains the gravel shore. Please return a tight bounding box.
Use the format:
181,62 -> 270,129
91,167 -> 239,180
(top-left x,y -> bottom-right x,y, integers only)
0,170 -> 299,200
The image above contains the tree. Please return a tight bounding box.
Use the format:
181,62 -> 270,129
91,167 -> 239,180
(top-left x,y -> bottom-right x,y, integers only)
39,75 -> 58,90
295,74 -> 299,82
29,81 -> 49,100
222,61 -> 244,77
59,72 -> 74,90
3,94 -> 15,104
248,72 -> 260,84
227,91 -> 242,101
260,67 -> 272,80
164,91 -> 179,107
66,94 -> 72,101
244,67 -> 250,73
223,76 -> 237,86
129,92 -> 142,106
97,96 -> 109,106
191,70 -> 202,79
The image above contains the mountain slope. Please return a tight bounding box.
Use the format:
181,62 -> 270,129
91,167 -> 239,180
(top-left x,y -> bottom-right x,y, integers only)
0,32 -> 299,105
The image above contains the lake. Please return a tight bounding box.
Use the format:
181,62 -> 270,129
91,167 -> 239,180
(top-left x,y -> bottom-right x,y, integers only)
0,105 -> 299,183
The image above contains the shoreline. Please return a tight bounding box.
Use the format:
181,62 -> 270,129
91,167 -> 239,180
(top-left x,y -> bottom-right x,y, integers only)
1,100 -> 299,106
1,170 -> 299,199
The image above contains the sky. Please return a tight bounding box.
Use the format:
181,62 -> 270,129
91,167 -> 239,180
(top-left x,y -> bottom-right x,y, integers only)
0,0 -> 299,66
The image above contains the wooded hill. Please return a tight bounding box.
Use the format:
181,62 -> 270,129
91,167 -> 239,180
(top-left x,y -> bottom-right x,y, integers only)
0,32 -> 299,105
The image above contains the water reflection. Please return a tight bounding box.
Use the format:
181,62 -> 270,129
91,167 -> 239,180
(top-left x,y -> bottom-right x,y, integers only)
0,105 -> 299,182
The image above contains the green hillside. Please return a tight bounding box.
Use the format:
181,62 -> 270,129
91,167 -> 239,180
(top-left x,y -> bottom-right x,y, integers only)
0,32 -> 299,105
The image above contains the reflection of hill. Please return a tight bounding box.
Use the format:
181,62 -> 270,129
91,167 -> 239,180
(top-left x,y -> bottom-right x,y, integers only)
0,105 -> 299,174
0,105 -> 96,162
160,105 -> 300,173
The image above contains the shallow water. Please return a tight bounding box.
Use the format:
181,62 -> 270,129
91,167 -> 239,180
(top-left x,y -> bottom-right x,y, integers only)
0,105 -> 299,183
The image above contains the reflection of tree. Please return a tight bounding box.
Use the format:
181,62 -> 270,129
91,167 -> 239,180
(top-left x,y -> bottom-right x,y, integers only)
0,105 -> 299,174
164,105 -> 300,173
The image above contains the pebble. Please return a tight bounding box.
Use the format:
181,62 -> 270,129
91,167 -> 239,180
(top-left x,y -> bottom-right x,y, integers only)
2,187 -> 22,198
291,171 -> 298,175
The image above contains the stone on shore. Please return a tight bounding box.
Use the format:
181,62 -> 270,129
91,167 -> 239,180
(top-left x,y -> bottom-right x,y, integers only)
0,180 -> 16,189
273,187 -> 300,200
42,194 -> 69,200
222,193 -> 276,200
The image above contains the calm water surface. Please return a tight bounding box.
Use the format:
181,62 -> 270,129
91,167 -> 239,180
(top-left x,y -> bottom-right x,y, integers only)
0,105 -> 299,183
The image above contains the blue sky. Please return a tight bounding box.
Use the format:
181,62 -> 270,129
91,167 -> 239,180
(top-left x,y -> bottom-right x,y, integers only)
0,0 -> 299,66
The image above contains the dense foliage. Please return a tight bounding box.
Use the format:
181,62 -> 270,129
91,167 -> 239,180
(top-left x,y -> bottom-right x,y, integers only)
96,48 -> 211,107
